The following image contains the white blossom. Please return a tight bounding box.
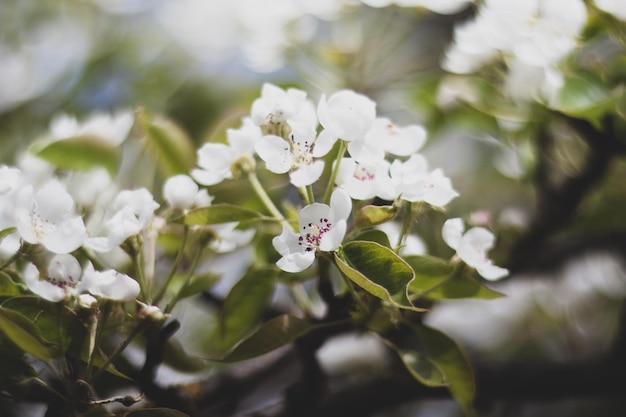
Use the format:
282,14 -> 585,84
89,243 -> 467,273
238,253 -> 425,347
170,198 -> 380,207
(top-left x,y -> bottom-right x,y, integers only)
192,118 -> 261,186
442,218 -> 508,281
273,188 -> 351,272
14,180 -> 87,254
163,174 -> 211,210
335,157 -> 396,201
389,154 -> 458,207
49,110 -> 134,146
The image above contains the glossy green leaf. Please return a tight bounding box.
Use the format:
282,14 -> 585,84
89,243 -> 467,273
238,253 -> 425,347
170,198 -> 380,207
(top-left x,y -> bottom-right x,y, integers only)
350,229 -> 391,248
182,204 -> 264,225
416,323 -> 476,415
219,268 -> 276,351
217,314 -> 312,362
335,241 -> 424,311
354,204 -> 398,228
124,408 -> 190,417
33,136 -> 120,175
0,307 -> 51,361
140,109 -> 196,176
406,257 -> 503,301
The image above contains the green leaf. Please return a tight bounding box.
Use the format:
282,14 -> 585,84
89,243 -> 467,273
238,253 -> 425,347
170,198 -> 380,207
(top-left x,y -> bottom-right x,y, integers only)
406,257 -> 503,301
162,337 -> 208,373
217,315 -> 313,362
124,408 -> 190,417
416,323 -> 476,415
551,74 -> 626,127
335,241 -> 424,312
0,307 -> 51,361
350,229 -> 391,248
0,272 -> 22,296
32,136 -> 120,175
395,347 -> 447,387
219,268 -> 276,351
0,227 -> 16,241
182,204 -> 264,225
173,272 -> 221,300
354,204 -> 398,228
1,296 -> 86,354
139,108 -> 196,176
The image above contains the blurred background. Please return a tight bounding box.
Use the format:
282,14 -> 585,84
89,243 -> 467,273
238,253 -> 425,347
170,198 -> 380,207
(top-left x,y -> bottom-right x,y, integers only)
1,0 -> 625,416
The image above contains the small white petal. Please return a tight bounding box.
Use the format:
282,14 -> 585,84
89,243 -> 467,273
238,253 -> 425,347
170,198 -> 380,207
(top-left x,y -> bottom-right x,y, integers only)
442,218 -> 464,250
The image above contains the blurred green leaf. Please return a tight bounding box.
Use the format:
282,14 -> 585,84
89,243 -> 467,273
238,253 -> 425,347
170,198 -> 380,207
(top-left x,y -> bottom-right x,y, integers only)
219,268 -> 276,351
173,272 -> 221,301
139,108 -> 196,177
1,296 -> 85,354
0,272 -> 22,296
163,337 -> 208,373
217,315 -> 312,362
416,323 -> 476,415
32,136 -> 120,175
0,227 -> 16,241
551,74 -> 625,127
395,347 -> 447,387
181,204 -> 264,225
406,256 -> 503,300
350,229 -> 391,248
354,204 -> 398,228
124,408 -> 190,417
335,241 -> 424,312
0,307 -> 52,361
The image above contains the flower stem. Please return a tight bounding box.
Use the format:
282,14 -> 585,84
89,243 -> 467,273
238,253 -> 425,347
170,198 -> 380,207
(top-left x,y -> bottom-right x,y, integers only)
165,243 -> 204,314
153,225 -> 189,305
91,319 -> 145,382
323,140 -> 347,204
299,185 -> 315,205
248,171 -> 285,221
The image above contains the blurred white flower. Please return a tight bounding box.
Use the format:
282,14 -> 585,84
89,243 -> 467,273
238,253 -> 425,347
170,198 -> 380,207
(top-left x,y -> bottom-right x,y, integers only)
14,180 -> 87,254
316,90 -> 377,152
192,118 -> 261,186
251,83 -> 308,127
23,254 -> 139,302
163,174 -> 212,210
442,0 -> 587,101
273,188 -> 351,272
209,222 -> 256,253
442,217 -> 508,281
49,110 -> 134,146
377,221 -> 427,256
594,0 -> 626,20
85,188 -> 159,252
389,154 -> 458,207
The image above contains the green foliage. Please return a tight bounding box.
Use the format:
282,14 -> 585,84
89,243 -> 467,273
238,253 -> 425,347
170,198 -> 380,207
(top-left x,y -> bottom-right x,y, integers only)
138,108 -> 196,177
0,343 -> 37,388
551,73 -> 626,127
217,268 -> 276,352
32,137 -> 120,175
216,314 -> 313,362
354,204 -> 398,228
416,323 -> 476,416
181,204 -> 265,225
406,256 -> 503,301
0,306 -> 52,361
335,241 -> 425,312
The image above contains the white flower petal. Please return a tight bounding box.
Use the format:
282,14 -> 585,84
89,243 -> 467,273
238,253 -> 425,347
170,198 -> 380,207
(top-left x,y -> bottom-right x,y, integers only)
442,218 -> 464,250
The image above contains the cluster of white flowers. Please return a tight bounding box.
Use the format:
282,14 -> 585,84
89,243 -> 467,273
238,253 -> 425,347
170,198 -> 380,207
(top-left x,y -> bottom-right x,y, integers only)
442,0 -> 588,102
189,83 -> 506,279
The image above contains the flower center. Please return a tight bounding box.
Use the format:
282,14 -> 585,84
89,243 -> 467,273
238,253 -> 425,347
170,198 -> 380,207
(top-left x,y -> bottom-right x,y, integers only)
48,274 -> 77,289
298,217 -> 332,250
290,133 -> 315,166
353,165 -> 375,181
32,211 -> 57,240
